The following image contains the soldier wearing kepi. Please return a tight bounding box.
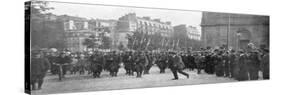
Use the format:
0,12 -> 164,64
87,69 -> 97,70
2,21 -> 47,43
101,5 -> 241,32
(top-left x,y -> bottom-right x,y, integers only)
30,50 -> 50,90
169,52 -> 189,80
135,52 -> 146,78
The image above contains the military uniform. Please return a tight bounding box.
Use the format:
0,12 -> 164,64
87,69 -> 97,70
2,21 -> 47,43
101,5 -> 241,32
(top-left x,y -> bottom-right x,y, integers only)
237,53 -> 249,81
261,52 -> 269,79
195,54 -> 205,74
135,54 -> 146,78
90,54 -> 103,78
156,53 -> 168,73
222,53 -> 230,77
30,55 -> 50,90
215,54 -> 224,77
248,52 -> 260,80
56,55 -> 72,75
122,52 -> 134,75
228,52 -> 236,78
169,54 -> 189,80
144,53 -> 154,74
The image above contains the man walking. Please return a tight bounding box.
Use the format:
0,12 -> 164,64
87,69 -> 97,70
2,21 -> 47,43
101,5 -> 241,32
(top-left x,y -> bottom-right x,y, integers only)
30,50 -> 50,90
169,52 -> 189,80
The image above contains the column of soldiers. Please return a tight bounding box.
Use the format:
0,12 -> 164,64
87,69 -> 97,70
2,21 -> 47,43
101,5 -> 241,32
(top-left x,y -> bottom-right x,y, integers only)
31,45 -> 269,90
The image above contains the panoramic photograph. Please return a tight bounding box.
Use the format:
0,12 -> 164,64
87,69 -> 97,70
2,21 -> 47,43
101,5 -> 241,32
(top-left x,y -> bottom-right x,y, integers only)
25,1 -> 270,94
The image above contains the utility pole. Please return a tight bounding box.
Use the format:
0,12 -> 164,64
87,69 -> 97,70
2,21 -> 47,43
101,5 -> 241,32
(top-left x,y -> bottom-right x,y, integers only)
227,14 -> 230,49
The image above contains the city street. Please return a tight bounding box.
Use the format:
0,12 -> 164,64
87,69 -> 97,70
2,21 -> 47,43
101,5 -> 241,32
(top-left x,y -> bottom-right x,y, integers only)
31,66 -> 237,95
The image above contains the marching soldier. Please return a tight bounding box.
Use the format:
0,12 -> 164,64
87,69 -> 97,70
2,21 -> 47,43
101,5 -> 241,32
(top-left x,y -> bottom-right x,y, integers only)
144,52 -> 154,74
222,51 -> 230,77
237,50 -> 249,81
90,52 -> 103,78
135,52 -> 146,78
228,50 -> 236,78
169,52 -> 189,80
195,53 -> 205,74
123,51 -> 135,75
248,50 -> 261,80
156,52 -> 168,73
215,50 -> 224,77
30,50 -> 50,90
56,52 -> 72,76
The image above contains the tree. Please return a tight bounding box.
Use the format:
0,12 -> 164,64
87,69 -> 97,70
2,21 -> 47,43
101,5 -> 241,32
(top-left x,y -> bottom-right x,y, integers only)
27,1 -> 67,49
118,42 -> 125,50
100,32 -> 112,49
83,35 -> 100,49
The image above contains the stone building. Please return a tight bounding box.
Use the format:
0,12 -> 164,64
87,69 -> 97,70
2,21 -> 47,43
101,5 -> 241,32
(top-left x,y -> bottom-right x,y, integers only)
60,15 -> 117,52
115,13 -> 173,49
186,26 -> 201,41
201,12 -> 269,50
173,24 -> 201,50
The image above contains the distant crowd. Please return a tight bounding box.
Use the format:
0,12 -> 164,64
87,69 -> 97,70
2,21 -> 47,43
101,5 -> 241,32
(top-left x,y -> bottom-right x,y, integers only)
30,44 -> 269,90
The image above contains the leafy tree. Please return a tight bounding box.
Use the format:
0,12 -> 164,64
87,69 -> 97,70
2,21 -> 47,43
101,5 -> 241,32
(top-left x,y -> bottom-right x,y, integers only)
27,1 -> 66,49
83,35 -> 100,49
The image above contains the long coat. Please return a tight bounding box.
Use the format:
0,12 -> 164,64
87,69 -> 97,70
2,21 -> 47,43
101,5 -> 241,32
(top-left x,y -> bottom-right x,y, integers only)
31,57 -> 50,78
171,55 -> 185,70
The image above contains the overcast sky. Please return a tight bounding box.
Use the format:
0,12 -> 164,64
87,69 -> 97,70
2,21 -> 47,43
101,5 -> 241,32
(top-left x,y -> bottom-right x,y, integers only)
47,2 -> 202,31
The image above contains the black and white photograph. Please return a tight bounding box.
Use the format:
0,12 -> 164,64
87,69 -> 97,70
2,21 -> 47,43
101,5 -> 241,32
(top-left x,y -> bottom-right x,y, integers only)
25,0 -> 270,94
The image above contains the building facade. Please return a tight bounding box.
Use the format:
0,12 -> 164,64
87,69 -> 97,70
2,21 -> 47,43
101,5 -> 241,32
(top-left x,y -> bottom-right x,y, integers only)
60,15 -> 117,52
115,13 -> 173,49
186,26 -> 201,41
201,12 -> 269,50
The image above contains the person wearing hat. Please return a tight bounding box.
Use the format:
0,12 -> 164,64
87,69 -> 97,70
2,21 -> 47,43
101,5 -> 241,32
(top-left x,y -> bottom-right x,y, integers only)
215,50 -> 224,77
30,50 -> 50,90
261,48 -> 269,79
56,52 -> 72,76
168,52 -> 189,80
237,50 -> 249,81
228,49 -> 236,78
247,50 -> 261,80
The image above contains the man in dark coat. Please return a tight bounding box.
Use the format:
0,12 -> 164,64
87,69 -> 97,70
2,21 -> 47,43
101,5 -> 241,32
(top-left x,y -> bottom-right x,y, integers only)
169,52 -> 189,80
215,51 -> 224,77
187,53 -> 195,71
228,50 -> 236,78
248,51 -> 261,80
144,53 -> 154,74
135,52 -> 146,78
122,51 -> 134,75
156,53 -> 168,73
261,48 -> 269,79
222,52 -> 230,77
90,53 -> 103,78
204,52 -> 212,74
30,51 -> 50,90
237,51 -> 249,81
56,53 -> 72,76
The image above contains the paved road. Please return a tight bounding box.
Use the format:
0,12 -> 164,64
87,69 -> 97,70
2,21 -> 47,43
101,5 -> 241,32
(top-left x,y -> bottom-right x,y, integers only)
31,66 -> 237,95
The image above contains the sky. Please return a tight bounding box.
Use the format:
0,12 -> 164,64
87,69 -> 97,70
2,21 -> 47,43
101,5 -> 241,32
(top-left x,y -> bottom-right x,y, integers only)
47,2 -> 202,31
